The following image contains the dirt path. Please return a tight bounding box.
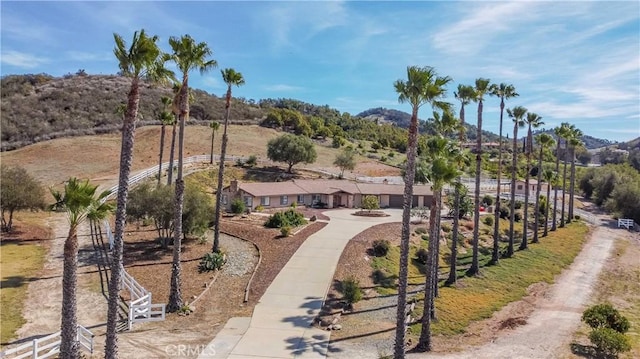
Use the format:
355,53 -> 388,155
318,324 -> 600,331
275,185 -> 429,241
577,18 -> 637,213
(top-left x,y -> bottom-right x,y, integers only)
404,214 -> 628,359
14,212 -> 109,344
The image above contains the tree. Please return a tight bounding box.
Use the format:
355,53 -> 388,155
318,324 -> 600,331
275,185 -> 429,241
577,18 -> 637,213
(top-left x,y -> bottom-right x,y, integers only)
519,112 -> 544,250
0,165 -> 45,232
362,195 -> 380,211
468,78 -> 491,276
506,106 -> 527,257
567,127 -> 583,223
50,178 -> 113,359
213,68 -> 244,254
393,66 -> 451,356
542,169 -> 557,237
489,83 -> 518,264
167,84 -> 180,185
448,84 -> 474,285
157,96 -> 173,185
558,123 -> 574,228
107,29 -> 172,358
209,120 -> 220,164
267,134 -> 317,173
334,148 -> 356,177
166,34 -> 217,313
552,123 -> 569,230
533,133 -> 553,243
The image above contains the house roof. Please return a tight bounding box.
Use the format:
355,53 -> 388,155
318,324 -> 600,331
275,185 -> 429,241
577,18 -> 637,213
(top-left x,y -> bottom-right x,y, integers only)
227,179 -> 432,197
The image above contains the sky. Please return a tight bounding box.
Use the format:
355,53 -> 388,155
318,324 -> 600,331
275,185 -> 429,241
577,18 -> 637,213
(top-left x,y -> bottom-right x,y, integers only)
1,1 -> 639,142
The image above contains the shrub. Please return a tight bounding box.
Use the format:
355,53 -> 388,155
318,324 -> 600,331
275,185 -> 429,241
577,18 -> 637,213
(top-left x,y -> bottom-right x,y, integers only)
372,239 -> 390,257
582,303 -> 630,333
290,201 -> 297,208
482,195 -> 494,206
514,201 -> 523,209
340,277 -> 363,304
415,248 -> 429,265
499,207 -> 510,219
198,252 -> 226,272
280,226 -> 292,237
441,223 -> 452,233
483,216 -> 494,226
231,198 -> 246,215
514,212 -> 522,222
264,209 -> 306,228
421,234 -> 429,241
235,158 -> 245,167
362,195 -> 380,211
575,215 -> 581,220
245,155 -> 257,167
380,156 -> 387,162
588,328 -> 631,355
255,204 -> 264,212
414,227 -> 427,235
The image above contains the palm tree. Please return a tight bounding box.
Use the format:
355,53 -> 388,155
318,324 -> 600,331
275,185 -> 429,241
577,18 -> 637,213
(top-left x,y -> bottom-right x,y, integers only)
447,84 -> 474,286
209,120 -> 220,164
51,178 -> 113,359
567,127 -> 583,223
519,112 -> 544,250
558,123 -> 574,228
551,123 -> 570,231
167,83 -> 181,185
106,29 -> 172,358
542,169 -> 557,237
468,78 -> 490,276
166,35 -> 217,312
158,96 -> 173,185
488,83 -> 518,263
532,133 -> 554,243
393,66 -> 451,357
506,106 -> 527,257
213,69 -> 244,254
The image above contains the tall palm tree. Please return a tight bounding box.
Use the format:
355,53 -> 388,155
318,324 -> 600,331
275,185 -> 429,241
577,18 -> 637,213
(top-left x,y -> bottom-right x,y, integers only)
447,84 -> 474,286
506,106 -> 527,257
551,123 -> 569,231
209,120 -> 220,164
467,78 -> 491,276
167,83 -> 181,185
213,68 -> 244,253
567,127 -> 583,223
393,66 -> 451,357
51,178 -> 113,359
488,83 -> 518,263
158,96 -> 173,185
532,133 -> 554,243
519,112 -> 543,250
106,29 -> 172,358
558,123 -> 574,228
166,35 -> 217,312
542,169 -> 557,237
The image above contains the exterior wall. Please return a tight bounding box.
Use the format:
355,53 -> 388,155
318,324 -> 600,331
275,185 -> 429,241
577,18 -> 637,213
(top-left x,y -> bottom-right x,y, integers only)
379,194 -> 390,208
514,182 -> 548,196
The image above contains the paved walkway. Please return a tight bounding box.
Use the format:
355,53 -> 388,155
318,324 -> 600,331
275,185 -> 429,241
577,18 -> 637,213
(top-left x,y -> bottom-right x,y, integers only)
199,209 -> 403,359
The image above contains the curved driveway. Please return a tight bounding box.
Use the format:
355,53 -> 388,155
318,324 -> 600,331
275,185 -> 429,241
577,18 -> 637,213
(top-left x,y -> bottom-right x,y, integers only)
200,209 -> 403,359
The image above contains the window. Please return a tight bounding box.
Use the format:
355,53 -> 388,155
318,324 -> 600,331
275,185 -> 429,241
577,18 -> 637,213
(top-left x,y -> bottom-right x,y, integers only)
297,195 -> 305,204
261,196 -> 270,206
517,185 -> 523,190
222,195 -> 228,205
312,194 -> 321,204
280,195 -> 288,205
244,196 -> 253,207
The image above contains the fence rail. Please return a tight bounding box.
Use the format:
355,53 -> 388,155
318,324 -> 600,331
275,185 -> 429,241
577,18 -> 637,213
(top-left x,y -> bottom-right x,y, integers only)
0,326 -> 93,359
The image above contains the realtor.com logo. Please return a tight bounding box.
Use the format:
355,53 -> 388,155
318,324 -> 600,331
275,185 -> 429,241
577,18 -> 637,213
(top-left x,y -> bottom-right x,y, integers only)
165,344 -> 217,357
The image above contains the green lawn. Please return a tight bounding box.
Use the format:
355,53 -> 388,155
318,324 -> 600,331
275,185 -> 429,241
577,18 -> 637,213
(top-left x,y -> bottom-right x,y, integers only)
0,242 -> 46,345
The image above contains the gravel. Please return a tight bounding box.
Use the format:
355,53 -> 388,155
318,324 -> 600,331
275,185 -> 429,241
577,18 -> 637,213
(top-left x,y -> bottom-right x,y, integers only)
218,233 -> 259,277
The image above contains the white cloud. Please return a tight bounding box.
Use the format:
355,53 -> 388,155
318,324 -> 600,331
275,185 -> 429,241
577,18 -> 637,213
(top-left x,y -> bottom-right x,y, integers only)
1,50 -> 49,68
202,77 -> 223,90
263,84 -> 304,92
65,51 -> 112,62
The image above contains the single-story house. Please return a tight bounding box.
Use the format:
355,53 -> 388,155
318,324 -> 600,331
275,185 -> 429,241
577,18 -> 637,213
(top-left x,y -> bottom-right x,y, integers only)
221,179 -> 433,211
514,179 -> 549,196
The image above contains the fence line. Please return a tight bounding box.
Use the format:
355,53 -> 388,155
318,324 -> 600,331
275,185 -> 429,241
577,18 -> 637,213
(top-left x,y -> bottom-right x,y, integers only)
0,326 -> 93,359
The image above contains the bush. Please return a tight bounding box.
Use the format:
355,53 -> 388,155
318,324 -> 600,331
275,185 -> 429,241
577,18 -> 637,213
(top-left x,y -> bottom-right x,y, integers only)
441,223 -> 452,233
482,195 -> 494,206
483,216 -> 494,226
235,158 -> 245,167
264,209 -> 306,228
245,154 -> 257,167
372,239 -> 390,257
582,303 -> 630,333
280,226 -> 292,237
575,215 -> 581,220
415,248 -> 429,265
380,156 -> 387,162
514,212 -> 522,222
198,252 -> 226,272
290,201 -> 297,208
588,328 -> 631,355
514,201 -> 523,210
255,204 -> 264,212
362,195 -> 380,211
421,234 -> 429,241
340,277 -> 363,304
499,206 -> 510,219
231,198 -> 246,215
414,227 -> 427,235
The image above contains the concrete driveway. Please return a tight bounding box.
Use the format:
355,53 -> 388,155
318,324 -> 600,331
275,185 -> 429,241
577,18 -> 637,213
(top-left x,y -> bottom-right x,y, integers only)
199,209 -> 403,359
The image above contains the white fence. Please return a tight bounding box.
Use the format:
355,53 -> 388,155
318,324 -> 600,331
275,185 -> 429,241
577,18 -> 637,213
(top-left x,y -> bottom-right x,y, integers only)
128,294 -> 166,330
0,325 -> 93,359
618,218 -> 634,229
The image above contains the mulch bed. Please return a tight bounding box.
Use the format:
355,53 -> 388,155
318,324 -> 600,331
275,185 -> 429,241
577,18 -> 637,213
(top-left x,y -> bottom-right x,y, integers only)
260,206 -> 330,221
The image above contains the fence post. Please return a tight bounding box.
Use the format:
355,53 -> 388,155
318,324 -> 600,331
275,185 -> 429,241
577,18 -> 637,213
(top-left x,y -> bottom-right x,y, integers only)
32,338 -> 38,359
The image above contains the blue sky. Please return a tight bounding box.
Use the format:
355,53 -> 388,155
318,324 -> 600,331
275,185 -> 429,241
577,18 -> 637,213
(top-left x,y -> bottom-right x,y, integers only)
1,1 -> 639,142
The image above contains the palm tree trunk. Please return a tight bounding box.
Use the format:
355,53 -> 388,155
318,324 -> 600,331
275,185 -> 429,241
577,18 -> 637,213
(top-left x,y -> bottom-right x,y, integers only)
544,176 -> 552,237
532,146 -> 544,243
551,141 -> 561,231
209,130 -> 215,165
167,120 -> 177,185
468,101 -> 483,275
560,149 -> 568,228
106,77 -> 141,359
168,84 -> 188,312
446,185 -> 460,285
60,228 -> 80,359
158,124 -> 166,186
213,86 -> 232,253
492,100 -> 505,264
568,146 -> 576,223
507,126 -> 519,257
520,137 -> 531,250
417,188 -> 440,351
394,107 -> 419,358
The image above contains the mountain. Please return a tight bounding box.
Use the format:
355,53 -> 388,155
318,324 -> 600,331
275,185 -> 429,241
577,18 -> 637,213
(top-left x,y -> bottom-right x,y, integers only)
531,128 -> 617,150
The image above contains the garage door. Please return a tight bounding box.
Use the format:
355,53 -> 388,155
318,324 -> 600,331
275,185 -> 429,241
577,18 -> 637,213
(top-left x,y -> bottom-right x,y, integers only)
389,195 -> 404,208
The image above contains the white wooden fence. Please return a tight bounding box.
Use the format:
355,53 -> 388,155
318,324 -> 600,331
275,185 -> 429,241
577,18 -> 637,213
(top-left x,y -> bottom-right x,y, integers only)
0,325 -> 93,359
618,218 -> 634,229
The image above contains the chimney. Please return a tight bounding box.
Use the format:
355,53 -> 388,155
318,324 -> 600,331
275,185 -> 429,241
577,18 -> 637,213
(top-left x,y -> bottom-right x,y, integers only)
383,178 -> 388,185
230,180 -> 238,193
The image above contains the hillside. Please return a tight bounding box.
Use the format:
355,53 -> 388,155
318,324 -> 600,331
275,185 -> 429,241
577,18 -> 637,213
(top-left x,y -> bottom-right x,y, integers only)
532,128 -> 617,150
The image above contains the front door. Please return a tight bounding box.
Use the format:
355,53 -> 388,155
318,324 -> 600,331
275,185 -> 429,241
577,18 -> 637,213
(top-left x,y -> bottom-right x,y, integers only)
333,195 -> 342,207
